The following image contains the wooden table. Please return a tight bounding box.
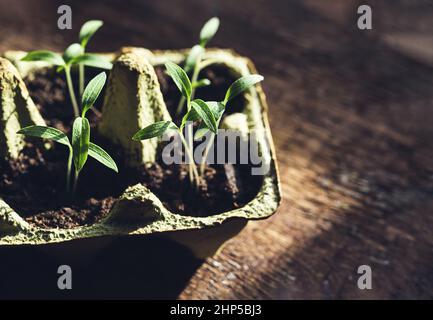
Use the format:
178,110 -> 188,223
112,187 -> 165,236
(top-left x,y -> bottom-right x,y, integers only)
1,0 -> 432,299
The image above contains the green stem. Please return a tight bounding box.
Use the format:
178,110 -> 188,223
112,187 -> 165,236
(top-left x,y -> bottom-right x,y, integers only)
79,64 -> 85,96
185,99 -> 194,184
176,95 -> 186,115
185,60 -> 203,183
66,147 -> 73,193
190,61 -> 201,101
176,57 -> 202,115
175,54 -> 205,185
179,130 -> 200,186
200,132 -> 215,176
65,66 -> 80,118
73,170 -> 80,195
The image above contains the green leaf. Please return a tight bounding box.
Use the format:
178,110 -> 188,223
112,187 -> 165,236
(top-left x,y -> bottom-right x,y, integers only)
21,51 -> 65,66
199,17 -> 220,47
224,74 -> 264,104
194,101 -> 225,140
188,100 -> 224,133
191,99 -> 217,134
17,125 -> 70,147
82,72 -> 106,116
72,117 -> 90,172
183,109 -> 200,123
63,43 -> 84,64
180,110 -> 196,130
71,54 -> 113,69
79,20 -> 103,48
132,121 -> 176,141
192,78 -> 211,89
194,124 -> 210,140
88,142 -> 118,173
56,65 -> 65,73
165,62 -> 192,100
206,101 -> 225,121
184,45 -> 204,74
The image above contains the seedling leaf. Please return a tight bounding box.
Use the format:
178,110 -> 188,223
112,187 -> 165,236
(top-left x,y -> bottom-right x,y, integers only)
72,117 -> 90,172
224,74 -> 264,104
206,101 -> 225,121
199,17 -> 220,47
194,124 -> 210,140
180,109 -> 197,130
184,45 -> 205,74
192,78 -> 211,89
132,121 -> 176,141
194,101 -> 225,140
191,99 -> 217,133
79,20 -> 103,48
88,142 -> 118,173
82,72 -> 106,116
63,43 -> 84,64
165,62 -> 192,100
183,109 -> 200,123
17,125 -> 70,147
72,54 -> 113,70
21,51 -> 65,66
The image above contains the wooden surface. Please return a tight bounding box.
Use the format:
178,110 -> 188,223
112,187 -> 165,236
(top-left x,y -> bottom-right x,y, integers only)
1,0 -> 433,299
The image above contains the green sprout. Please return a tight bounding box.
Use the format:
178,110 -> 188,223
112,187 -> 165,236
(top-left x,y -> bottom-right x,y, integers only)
78,20 -> 104,95
194,74 -> 264,175
17,72 -> 118,194
176,17 -> 220,115
133,62 -> 217,187
21,21 -> 112,118
133,62 -> 263,186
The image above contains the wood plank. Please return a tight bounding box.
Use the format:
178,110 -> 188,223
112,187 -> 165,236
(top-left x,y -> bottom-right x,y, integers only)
1,0 -> 432,299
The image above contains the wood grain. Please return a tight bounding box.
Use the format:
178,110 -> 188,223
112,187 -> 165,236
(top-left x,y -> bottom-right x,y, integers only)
1,0 -> 432,299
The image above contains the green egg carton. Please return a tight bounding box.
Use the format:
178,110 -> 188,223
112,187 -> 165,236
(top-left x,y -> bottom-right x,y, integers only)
0,47 -> 281,259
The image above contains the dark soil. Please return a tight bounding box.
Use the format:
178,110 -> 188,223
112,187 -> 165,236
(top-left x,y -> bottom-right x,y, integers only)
0,65 -> 262,229
24,67 -> 103,133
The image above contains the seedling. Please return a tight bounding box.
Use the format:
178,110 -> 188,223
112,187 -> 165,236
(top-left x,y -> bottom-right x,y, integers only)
78,20 -> 104,95
195,74 -> 264,175
17,72 -> 118,194
21,21 -> 112,118
171,17 -> 220,180
133,62 -> 217,187
176,17 -> 220,115
133,62 -> 263,186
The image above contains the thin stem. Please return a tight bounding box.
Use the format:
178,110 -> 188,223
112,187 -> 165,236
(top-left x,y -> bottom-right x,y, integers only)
176,95 -> 186,115
176,56 -> 202,115
73,170 -> 80,195
65,66 -> 80,118
185,100 -> 194,183
186,60 -> 203,183
179,130 -> 200,186
190,60 -> 201,101
200,132 -> 215,176
79,64 -> 85,96
66,147 -> 73,193
175,53 -> 206,185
